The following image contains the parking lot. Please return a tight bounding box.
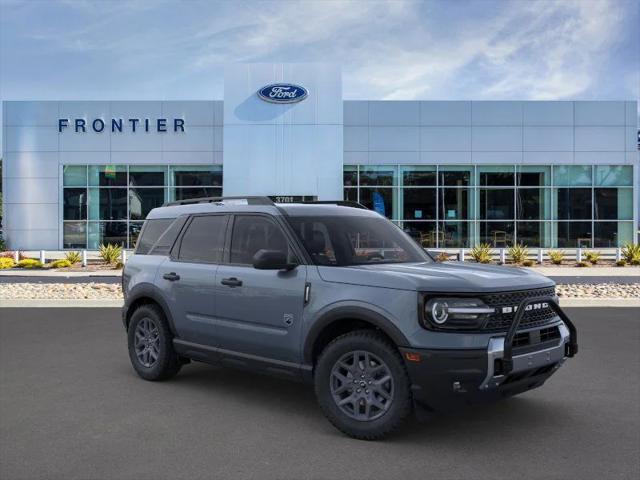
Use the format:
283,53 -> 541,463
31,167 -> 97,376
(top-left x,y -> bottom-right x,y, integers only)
0,307 -> 638,480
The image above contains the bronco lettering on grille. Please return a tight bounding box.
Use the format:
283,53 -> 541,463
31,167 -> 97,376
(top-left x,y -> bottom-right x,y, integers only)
501,302 -> 549,314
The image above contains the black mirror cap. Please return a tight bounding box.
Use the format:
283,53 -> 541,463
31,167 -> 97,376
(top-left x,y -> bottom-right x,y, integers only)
252,249 -> 297,270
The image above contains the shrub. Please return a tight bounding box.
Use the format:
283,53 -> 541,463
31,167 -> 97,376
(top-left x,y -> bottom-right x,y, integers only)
99,243 -> 122,265
507,243 -> 528,264
548,250 -> 564,265
0,251 -> 27,260
0,234 -> 5,251
17,258 -> 43,269
522,259 -> 534,267
584,251 -> 601,265
50,259 -> 72,269
0,257 -> 15,269
470,243 -> 492,264
435,251 -> 449,262
621,243 -> 640,265
615,259 -> 626,267
576,260 -> 590,268
65,251 -> 82,265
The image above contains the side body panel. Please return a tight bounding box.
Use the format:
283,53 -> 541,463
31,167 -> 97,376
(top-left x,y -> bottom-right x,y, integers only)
156,256 -> 219,346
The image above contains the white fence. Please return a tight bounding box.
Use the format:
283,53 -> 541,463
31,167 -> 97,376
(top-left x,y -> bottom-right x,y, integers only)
430,248 -> 626,263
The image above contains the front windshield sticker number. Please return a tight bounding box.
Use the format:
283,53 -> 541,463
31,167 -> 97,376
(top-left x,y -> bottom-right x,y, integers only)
283,314 -> 294,326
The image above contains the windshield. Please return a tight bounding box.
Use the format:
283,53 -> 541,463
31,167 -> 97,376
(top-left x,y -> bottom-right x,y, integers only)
286,215 -> 431,266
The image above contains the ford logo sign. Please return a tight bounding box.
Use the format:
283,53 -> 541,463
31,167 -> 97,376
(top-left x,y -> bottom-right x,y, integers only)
258,83 -> 308,104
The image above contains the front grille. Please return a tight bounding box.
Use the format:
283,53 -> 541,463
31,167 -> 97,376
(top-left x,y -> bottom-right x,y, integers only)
512,326 -> 562,354
481,287 -> 558,331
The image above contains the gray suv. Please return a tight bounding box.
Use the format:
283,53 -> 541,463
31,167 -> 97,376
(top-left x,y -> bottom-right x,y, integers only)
122,196 -> 577,440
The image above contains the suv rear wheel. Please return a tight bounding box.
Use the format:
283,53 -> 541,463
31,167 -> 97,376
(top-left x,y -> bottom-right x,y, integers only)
314,330 -> 412,440
127,304 -> 181,381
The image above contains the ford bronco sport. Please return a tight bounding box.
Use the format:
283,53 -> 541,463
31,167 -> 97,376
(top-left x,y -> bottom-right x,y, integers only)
122,196 -> 577,440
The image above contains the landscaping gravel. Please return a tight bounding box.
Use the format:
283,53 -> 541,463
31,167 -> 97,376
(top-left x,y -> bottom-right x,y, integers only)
0,282 -> 639,300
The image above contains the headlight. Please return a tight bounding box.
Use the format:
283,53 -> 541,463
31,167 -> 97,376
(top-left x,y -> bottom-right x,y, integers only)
423,297 -> 495,330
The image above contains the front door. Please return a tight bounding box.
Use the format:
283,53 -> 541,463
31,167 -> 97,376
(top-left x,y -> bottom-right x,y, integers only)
214,214 -> 307,364
157,214 -> 229,346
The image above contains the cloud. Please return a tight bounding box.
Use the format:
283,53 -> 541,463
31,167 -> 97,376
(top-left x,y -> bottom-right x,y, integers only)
0,0 -> 637,102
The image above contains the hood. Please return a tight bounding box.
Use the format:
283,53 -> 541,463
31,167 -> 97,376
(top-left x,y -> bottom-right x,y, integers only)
317,261 -> 554,293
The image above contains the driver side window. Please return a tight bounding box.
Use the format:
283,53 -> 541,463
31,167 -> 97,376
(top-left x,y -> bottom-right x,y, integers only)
229,215 -> 296,265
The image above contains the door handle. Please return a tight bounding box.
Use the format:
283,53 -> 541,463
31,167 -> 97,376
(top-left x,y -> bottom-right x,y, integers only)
163,272 -> 181,282
221,277 -> 243,287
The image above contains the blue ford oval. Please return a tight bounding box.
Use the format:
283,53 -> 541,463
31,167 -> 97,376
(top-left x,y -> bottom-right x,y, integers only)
258,83 -> 308,104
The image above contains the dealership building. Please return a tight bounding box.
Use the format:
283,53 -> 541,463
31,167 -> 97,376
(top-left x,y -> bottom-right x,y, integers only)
1,63 -> 638,250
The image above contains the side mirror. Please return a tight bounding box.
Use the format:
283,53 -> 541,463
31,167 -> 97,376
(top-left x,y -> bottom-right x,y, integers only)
252,249 -> 297,271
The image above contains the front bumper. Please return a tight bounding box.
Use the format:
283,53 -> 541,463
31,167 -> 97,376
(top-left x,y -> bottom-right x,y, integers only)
402,298 -> 577,414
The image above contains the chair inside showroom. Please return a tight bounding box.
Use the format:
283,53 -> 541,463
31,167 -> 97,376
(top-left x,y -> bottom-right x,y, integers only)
492,230 -> 507,248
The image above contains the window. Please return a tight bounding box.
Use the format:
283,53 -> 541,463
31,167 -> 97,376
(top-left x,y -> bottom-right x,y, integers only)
61,164 -> 222,248
556,222 -> 592,248
129,165 -> 165,186
288,215 -> 430,266
553,165 -> 591,186
89,165 -> 127,186
230,215 -> 293,265
594,188 -> 633,220
439,188 -> 471,220
401,166 -> 436,186
478,166 -> 514,186
343,165 -> 358,187
556,188 -> 591,220
149,216 -> 188,255
178,215 -> 227,263
359,188 -> 395,218
438,166 -> 472,186
135,218 -> 174,255
480,189 -> 514,220
342,163 -> 634,248
63,222 -> 86,249
63,188 -> 87,220
402,189 -> 436,220
480,222 -> 514,247
129,188 -> 165,220
594,165 -> 632,186
359,165 -> 396,186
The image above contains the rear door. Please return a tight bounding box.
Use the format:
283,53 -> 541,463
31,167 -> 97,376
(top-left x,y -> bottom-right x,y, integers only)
157,214 -> 229,346
214,214 -> 307,364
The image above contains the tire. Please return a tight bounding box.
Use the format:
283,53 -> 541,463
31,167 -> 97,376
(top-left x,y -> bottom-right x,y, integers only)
127,304 -> 182,381
314,330 -> 412,440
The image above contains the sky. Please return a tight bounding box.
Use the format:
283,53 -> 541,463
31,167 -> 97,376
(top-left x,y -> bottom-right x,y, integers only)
0,0 -> 638,150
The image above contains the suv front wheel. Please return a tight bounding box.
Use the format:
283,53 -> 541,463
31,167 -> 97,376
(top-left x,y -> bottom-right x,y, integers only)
127,304 -> 182,381
314,330 -> 412,440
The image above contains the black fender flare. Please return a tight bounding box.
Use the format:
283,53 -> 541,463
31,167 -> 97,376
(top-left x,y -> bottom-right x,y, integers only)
303,305 -> 410,364
123,283 -> 178,336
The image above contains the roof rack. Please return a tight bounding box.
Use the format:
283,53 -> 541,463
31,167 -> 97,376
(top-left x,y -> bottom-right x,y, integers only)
164,196 -> 275,207
299,200 -> 369,210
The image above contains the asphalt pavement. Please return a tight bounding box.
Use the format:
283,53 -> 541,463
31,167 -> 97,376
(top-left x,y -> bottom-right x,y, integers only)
0,307 -> 638,480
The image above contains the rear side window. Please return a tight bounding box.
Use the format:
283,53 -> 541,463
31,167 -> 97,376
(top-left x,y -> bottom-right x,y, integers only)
177,215 -> 228,264
135,218 -> 174,255
148,216 -> 188,256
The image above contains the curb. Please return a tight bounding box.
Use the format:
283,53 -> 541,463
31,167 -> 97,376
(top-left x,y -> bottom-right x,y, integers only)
0,299 -> 124,308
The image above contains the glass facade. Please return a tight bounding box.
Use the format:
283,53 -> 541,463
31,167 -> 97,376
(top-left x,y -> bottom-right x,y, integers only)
343,165 -> 634,248
62,165 -> 222,248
